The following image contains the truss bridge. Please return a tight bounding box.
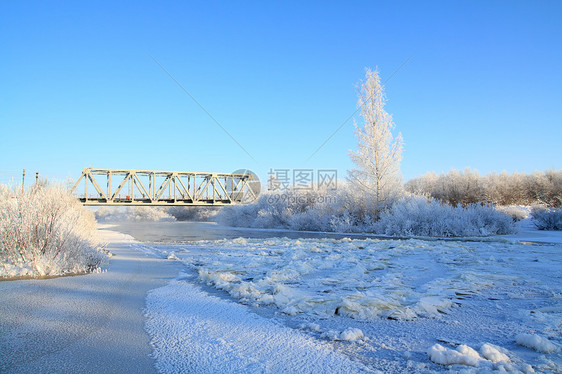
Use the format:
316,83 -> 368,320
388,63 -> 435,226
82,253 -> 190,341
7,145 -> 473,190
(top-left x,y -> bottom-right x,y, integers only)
71,168 -> 260,206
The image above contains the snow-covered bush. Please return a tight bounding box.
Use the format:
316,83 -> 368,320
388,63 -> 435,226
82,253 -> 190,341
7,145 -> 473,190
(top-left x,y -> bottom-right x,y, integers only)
168,206 -> 221,221
531,206 -> 562,230
216,192 -> 293,229
0,184 -> 106,278
216,188 -> 515,237
94,206 -> 175,222
374,196 -> 515,237
216,185 -> 383,233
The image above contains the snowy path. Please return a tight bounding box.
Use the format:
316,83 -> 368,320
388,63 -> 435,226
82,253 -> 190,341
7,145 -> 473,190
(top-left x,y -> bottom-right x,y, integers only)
0,230 -> 182,374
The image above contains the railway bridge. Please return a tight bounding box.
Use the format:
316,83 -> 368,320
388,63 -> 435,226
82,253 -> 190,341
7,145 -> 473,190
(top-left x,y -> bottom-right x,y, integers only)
71,168 -> 260,206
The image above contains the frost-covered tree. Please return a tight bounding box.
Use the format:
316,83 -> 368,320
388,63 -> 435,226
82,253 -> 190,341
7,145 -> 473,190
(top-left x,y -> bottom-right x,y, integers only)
348,68 -> 404,204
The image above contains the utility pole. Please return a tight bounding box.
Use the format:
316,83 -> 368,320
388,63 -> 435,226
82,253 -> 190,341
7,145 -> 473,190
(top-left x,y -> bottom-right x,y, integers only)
36,172 -> 39,184
22,169 -> 25,194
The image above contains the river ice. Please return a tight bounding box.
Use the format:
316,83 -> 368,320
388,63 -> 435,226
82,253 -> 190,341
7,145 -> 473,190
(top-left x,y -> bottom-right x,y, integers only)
138,225 -> 562,373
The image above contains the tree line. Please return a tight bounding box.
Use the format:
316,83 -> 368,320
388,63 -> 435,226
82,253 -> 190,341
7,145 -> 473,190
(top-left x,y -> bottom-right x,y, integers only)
405,169 -> 562,207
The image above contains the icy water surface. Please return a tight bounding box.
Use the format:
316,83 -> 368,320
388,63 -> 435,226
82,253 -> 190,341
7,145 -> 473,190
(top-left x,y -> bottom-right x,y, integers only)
111,221 -> 391,243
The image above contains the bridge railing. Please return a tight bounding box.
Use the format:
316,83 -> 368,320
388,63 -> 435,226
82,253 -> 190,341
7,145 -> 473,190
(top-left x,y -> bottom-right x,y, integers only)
71,168 -> 259,206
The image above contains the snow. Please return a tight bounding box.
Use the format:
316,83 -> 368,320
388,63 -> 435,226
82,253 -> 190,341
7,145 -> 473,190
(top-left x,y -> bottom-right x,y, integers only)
0,185 -> 106,278
145,273 -> 374,373
4,220 -> 561,373
155,236 -> 560,325
428,343 -> 538,372
134,223 -> 562,373
166,251 -> 179,261
336,328 -> 365,341
479,343 -> 511,363
516,334 -> 559,354
501,217 -> 562,244
427,344 -> 482,366
0,228 -> 183,373
217,192 -> 516,237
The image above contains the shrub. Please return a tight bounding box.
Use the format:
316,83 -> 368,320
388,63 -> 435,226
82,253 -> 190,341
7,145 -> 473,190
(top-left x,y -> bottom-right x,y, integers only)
215,188 -> 515,237
531,207 -> 562,230
216,185 -> 382,233
373,196 -> 515,237
0,184 -> 106,277
216,192 -> 291,229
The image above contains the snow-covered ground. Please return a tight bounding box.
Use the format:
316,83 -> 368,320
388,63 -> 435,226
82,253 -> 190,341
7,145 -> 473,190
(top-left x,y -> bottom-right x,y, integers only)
2,220 -> 560,373
0,229 -> 183,374
137,220 -> 562,373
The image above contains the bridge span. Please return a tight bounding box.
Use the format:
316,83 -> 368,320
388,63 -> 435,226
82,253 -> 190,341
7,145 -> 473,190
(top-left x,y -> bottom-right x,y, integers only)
71,168 -> 259,206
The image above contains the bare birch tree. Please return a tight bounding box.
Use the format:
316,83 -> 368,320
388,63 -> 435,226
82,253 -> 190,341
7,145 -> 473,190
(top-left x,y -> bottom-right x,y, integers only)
348,68 -> 404,204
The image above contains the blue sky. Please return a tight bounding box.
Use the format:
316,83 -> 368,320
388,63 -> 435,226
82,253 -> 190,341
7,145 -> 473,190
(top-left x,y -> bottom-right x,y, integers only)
1,1 -> 561,186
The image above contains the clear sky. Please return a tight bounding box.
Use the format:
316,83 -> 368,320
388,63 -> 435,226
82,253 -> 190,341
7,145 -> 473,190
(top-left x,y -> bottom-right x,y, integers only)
1,1 -> 561,187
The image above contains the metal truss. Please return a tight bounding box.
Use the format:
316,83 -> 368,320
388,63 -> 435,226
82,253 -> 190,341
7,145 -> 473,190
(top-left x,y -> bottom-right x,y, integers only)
71,168 -> 258,206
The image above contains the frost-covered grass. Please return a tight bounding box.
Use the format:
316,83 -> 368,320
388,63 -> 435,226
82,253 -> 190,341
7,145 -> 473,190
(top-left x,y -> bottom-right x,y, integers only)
531,206 -> 562,230
94,206 -> 176,222
0,184 -> 106,277
216,190 -> 515,237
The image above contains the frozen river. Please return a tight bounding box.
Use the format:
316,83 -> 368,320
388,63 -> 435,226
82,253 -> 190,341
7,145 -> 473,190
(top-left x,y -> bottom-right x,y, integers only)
105,221 -> 562,373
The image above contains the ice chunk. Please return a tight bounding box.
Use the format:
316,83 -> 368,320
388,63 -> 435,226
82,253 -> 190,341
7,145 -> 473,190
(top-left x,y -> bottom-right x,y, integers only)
339,328 -> 364,341
232,237 -> 248,245
388,308 -> 418,320
323,328 -> 364,341
199,269 -> 240,289
427,344 -> 482,366
418,296 -> 452,316
516,333 -> 559,354
167,252 -> 179,261
300,323 -> 321,332
479,343 -> 510,363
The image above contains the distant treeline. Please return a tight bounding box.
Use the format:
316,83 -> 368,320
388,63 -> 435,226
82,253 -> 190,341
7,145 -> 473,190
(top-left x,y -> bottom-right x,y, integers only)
405,169 -> 562,207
